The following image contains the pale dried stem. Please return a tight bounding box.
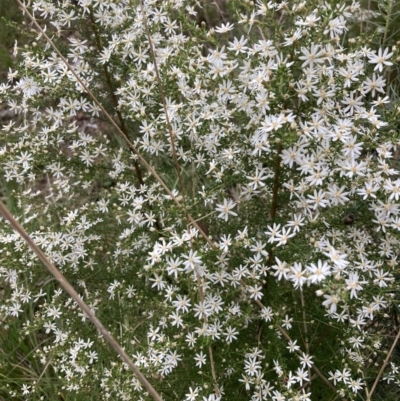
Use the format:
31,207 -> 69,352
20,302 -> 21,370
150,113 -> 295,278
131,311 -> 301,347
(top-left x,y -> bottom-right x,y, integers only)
300,289 -> 312,390
36,357 -> 53,386
45,173 -> 61,222
211,0 -> 226,23
194,268 -> 221,396
0,200 -> 164,401
367,324 -> 400,400
360,370 -> 370,400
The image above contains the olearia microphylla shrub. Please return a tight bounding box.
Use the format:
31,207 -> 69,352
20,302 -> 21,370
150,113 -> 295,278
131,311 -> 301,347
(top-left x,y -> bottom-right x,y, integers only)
1,0 -> 400,400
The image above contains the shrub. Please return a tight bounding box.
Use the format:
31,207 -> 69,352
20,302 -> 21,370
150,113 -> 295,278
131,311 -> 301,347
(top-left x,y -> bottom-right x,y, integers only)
1,0 -> 400,400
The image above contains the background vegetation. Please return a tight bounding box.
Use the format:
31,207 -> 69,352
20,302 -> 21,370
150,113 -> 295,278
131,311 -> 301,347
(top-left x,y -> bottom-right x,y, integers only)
1,1 -> 400,401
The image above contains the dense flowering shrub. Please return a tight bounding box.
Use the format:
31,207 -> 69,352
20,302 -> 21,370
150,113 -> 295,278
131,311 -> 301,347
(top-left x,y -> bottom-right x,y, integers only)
1,0 -> 400,400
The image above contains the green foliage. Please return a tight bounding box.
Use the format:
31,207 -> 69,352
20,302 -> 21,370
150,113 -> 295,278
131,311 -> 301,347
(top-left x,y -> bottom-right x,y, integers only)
0,0 -> 23,78
2,1 -> 400,401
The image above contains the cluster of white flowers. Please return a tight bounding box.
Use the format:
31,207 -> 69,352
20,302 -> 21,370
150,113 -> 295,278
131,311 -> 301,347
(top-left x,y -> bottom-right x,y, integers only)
1,0 -> 400,400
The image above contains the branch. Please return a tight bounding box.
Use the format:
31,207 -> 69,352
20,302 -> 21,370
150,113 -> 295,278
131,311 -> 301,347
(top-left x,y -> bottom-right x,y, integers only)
367,324 -> 400,400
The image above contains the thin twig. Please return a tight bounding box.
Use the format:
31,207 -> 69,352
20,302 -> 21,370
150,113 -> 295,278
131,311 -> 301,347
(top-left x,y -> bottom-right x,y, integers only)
382,0 -> 393,47
36,357 -> 53,386
367,324 -> 400,400
0,200 -> 164,401
360,369 -> 370,400
270,142 -> 282,220
195,266 -> 221,395
300,289 -> 312,391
